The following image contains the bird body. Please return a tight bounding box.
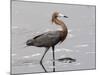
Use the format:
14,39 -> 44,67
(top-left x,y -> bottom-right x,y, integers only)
33,31 -> 61,47
26,11 -> 68,72
27,30 -> 67,47
27,12 -> 68,47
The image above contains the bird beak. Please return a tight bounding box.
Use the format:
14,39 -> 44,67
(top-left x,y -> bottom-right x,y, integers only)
58,13 -> 68,18
64,16 -> 68,18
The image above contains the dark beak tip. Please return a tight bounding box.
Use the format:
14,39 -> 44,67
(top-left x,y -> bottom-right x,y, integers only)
64,16 -> 68,18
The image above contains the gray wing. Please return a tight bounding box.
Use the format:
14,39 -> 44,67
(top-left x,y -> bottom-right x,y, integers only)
33,31 -> 61,47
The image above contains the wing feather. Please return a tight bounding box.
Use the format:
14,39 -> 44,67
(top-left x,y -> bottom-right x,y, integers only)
33,33 -> 44,39
33,31 -> 61,47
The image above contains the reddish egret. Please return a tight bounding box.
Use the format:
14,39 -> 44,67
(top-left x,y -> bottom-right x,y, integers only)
26,11 -> 68,72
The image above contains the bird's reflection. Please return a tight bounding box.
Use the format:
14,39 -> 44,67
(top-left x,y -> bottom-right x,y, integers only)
57,57 -> 76,63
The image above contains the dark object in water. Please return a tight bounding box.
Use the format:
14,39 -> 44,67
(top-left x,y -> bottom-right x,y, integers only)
57,57 -> 76,63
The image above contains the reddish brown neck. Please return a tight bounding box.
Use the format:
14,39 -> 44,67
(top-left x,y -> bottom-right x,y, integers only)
52,17 -> 68,42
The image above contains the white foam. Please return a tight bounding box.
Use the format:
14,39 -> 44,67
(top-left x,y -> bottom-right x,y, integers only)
75,44 -> 88,48
22,53 -> 40,59
23,56 -> 30,58
55,48 -> 73,52
31,53 -> 41,57
60,55 -> 67,58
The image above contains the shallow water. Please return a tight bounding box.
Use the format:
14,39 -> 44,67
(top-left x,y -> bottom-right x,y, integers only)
11,1 -> 96,74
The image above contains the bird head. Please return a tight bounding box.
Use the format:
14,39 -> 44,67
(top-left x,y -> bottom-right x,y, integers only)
51,11 -> 68,24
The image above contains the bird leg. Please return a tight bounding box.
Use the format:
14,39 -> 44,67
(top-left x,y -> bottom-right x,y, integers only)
40,61 -> 47,72
40,47 -> 49,72
52,46 -> 55,72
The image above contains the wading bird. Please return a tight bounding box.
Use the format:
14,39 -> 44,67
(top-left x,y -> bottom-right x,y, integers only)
26,11 -> 68,72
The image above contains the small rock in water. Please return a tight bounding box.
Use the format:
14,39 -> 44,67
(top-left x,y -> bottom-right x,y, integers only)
57,57 -> 76,63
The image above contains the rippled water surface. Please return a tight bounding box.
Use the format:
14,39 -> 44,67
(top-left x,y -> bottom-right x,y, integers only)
11,1 -> 96,74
